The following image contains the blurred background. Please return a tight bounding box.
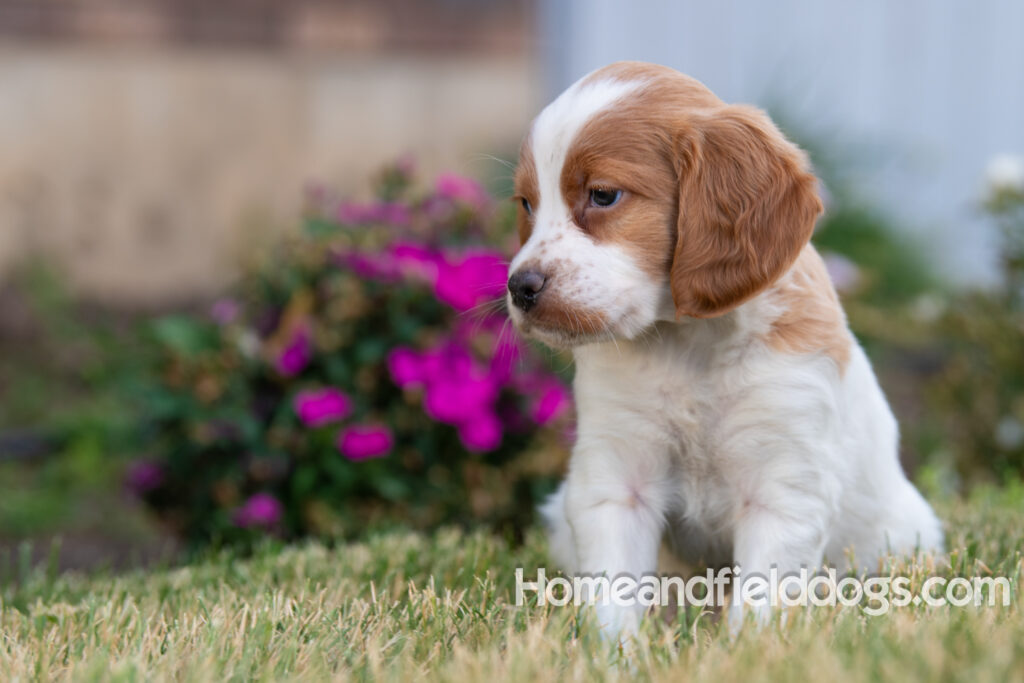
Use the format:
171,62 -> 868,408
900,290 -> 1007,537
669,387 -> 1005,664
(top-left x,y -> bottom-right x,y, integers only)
1,0 -> 1022,572
0,0 -> 538,304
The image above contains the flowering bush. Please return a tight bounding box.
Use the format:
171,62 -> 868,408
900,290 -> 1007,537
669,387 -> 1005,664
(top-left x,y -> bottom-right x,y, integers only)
132,163 -> 571,547
925,156 -> 1024,486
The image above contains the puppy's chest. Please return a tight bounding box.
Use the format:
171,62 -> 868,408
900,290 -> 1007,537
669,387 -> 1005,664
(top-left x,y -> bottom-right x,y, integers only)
574,345 -> 726,465
574,343 -> 745,541
640,371 -> 712,453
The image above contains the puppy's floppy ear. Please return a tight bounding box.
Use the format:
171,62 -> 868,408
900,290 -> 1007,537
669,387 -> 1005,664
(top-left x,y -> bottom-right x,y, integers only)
670,105 -> 822,318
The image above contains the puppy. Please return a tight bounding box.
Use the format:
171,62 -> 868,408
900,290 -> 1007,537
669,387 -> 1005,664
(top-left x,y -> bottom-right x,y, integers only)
506,61 -> 943,635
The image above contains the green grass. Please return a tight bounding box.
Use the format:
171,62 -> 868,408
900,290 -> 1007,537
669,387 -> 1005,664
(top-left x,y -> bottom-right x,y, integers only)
1,486 -> 1022,682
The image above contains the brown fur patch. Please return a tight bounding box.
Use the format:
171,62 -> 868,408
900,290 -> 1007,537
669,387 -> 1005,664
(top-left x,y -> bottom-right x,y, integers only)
513,135 -> 538,245
512,256 -> 608,337
548,61 -> 823,318
670,106 -> 823,318
529,296 -> 609,338
559,64 -> 721,279
559,102 -> 678,279
764,245 -> 851,373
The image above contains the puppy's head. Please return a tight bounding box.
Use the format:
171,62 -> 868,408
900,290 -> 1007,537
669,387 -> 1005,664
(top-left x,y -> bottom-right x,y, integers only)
507,61 -> 822,348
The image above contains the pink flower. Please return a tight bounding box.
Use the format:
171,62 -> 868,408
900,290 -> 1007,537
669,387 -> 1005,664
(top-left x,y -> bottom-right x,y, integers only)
387,337 -> 519,453
125,460 -> 163,495
338,425 -> 394,461
435,251 -> 508,312
337,201 -> 411,226
390,242 -> 442,283
387,348 -> 425,388
336,250 -> 399,281
234,493 -> 283,528
420,343 -> 473,381
336,202 -> 369,224
457,411 -> 503,452
489,328 -> 523,381
387,343 -> 473,389
424,373 -> 499,424
337,241 -> 444,284
378,202 -> 411,225
210,298 -> 240,325
435,172 -> 491,209
293,387 -> 352,427
276,327 -> 312,376
532,382 -> 571,425
509,369 -> 572,425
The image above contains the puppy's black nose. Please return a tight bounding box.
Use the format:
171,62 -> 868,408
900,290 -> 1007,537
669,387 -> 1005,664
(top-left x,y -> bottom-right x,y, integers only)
508,270 -> 547,312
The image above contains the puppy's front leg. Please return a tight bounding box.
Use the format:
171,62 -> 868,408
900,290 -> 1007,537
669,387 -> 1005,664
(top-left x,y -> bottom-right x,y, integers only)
563,449 -> 670,640
729,506 -> 828,632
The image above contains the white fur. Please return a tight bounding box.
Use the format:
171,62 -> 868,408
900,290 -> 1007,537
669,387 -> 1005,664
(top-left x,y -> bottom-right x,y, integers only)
510,72 -> 944,637
508,75 -> 663,347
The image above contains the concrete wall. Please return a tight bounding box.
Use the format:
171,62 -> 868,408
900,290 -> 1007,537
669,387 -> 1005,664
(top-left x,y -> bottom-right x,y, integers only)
0,47 -> 540,304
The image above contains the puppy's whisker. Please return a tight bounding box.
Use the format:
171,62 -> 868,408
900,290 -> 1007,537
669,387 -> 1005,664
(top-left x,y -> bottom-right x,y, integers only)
468,153 -> 516,171
458,297 -> 507,319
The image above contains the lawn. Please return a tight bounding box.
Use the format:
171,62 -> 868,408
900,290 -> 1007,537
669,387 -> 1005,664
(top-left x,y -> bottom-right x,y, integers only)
0,484 -> 1021,682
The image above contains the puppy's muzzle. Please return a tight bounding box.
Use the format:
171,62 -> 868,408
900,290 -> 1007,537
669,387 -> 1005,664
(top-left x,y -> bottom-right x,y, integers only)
508,270 -> 547,312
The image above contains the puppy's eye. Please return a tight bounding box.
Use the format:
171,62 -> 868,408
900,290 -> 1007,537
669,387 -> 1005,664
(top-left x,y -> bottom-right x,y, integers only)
520,197 -> 533,215
589,188 -> 622,208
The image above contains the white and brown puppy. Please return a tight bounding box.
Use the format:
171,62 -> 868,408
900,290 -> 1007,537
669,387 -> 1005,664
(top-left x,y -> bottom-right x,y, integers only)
506,62 -> 943,634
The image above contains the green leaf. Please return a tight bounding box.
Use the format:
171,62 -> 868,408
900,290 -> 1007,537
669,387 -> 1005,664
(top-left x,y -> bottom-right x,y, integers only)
303,217 -> 342,238
151,316 -> 217,357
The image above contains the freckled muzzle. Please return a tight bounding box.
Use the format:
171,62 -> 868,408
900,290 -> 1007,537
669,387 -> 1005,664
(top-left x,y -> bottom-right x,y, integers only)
507,270 -> 547,312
